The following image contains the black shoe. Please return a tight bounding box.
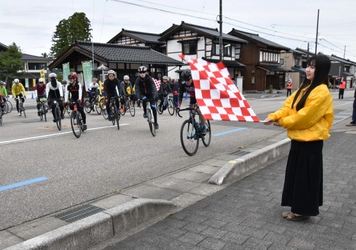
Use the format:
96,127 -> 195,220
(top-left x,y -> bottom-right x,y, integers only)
108,116 -> 113,121
154,123 -> 159,129
53,118 -> 57,123
143,113 -> 148,119
83,124 -> 87,130
61,114 -> 64,119
38,111 -> 41,116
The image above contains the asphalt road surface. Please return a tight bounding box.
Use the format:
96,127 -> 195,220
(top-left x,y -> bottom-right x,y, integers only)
0,91 -> 353,231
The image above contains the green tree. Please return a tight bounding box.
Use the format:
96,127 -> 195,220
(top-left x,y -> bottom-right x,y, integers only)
0,43 -> 23,89
50,12 -> 92,58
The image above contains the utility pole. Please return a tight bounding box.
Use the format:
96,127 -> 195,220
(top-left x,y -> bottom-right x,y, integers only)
315,9 -> 319,55
219,0 -> 223,61
344,45 -> 346,58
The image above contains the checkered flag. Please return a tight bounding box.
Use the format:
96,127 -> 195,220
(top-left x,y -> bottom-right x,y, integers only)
179,54 -> 260,122
153,78 -> 161,92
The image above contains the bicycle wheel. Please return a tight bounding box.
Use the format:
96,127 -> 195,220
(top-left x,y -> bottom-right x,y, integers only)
55,106 -> 61,130
201,120 -> 211,147
128,99 -> 135,117
115,107 -> 120,130
70,111 -> 81,138
6,100 -> 12,113
79,113 -> 85,132
0,116 -> 2,126
84,100 -> 92,113
167,99 -> 174,116
156,99 -> 163,115
110,103 -> 115,125
22,108 -> 26,118
3,102 -> 8,114
147,108 -> 156,137
180,119 -> 199,156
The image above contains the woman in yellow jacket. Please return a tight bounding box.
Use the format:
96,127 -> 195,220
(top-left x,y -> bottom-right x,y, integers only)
264,54 -> 334,221
12,79 -> 27,116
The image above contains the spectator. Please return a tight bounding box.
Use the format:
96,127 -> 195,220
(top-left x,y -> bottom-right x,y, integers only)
286,80 -> 292,97
338,77 -> 346,99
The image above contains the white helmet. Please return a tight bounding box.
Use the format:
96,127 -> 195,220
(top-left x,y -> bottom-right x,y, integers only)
107,70 -> 116,76
38,78 -> 45,83
123,75 -> 129,80
14,79 -> 19,83
49,72 -> 57,78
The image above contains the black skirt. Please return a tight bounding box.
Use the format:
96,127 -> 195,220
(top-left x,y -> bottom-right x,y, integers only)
281,140 -> 323,216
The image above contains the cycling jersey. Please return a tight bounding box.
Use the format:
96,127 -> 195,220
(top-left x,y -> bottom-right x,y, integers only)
178,81 -> 196,107
12,83 -> 26,97
65,82 -> 82,102
46,79 -> 63,99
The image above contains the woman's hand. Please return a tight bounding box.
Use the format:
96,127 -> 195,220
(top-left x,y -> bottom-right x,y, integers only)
263,117 -> 273,125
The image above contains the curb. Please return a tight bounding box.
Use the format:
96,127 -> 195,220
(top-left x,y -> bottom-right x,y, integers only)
4,199 -> 175,250
208,138 -> 291,185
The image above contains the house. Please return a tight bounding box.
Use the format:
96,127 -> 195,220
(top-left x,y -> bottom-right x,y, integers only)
329,54 -> 356,88
158,21 -> 248,81
48,40 -> 183,82
280,49 -> 305,89
228,28 -> 291,92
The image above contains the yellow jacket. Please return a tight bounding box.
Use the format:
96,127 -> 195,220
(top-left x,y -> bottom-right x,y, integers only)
268,84 -> 334,141
12,83 -> 26,97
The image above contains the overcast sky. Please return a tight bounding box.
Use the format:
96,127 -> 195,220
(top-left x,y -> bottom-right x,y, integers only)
1,0 -> 355,61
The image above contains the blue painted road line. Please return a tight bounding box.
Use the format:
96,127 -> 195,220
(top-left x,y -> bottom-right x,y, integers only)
214,127 -> 247,136
0,177 -> 48,192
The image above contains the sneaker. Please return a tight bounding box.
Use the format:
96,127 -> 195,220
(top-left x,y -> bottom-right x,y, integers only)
61,114 -> 64,119
38,111 -> 41,116
154,123 -> 159,130
108,116 -> 113,121
346,122 -> 356,127
18,112 -> 21,116
143,112 -> 148,119
53,118 -> 57,123
200,125 -> 207,135
83,124 -> 87,130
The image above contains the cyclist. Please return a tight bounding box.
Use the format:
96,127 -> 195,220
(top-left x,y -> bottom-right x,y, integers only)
170,79 -> 179,108
158,75 -> 172,111
178,69 -> 207,134
46,72 -> 64,122
34,78 -> 48,116
103,70 -> 122,121
88,77 -> 99,106
0,81 -> 6,115
121,75 -> 134,111
135,66 -> 159,129
65,72 -> 87,130
12,79 -> 27,116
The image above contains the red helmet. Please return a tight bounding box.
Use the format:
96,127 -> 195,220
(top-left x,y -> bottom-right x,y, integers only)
68,72 -> 78,79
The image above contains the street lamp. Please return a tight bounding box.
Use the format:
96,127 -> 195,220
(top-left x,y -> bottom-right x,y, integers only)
96,64 -> 108,83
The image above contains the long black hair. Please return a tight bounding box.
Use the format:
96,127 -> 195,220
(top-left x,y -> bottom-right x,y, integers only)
291,54 -> 331,111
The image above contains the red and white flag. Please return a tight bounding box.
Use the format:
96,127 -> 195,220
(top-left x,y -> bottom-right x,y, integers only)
179,54 -> 260,122
153,78 -> 161,92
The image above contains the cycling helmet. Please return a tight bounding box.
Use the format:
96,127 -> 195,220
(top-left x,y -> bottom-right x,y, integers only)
181,70 -> 192,81
14,78 -> 19,83
68,72 -> 78,79
138,66 -> 147,72
107,70 -> 116,76
123,75 -> 129,80
92,77 -> 97,81
163,76 -> 169,80
62,80 -> 67,84
0,81 -> 5,85
49,73 -> 57,78
38,78 -> 45,83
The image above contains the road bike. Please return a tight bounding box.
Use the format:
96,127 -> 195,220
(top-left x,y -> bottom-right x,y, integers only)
70,101 -> 85,138
63,102 -> 71,118
120,95 -> 135,117
177,104 -> 211,156
52,99 -> 62,131
157,93 -> 174,116
95,95 -> 105,115
108,96 -> 120,130
145,98 -> 156,137
16,96 -> 26,118
38,97 -> 48,122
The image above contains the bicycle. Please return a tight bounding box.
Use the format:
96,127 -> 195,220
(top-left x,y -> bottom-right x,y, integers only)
95,95 -> 105,115
63,102 -> 71,118
52,99 -> 62,131
70,101 -> 85,138
3,96 -> 12,114
144,98 -> 156,137
157,93 -> 174,116
38,97 -> 48,122
177,104 -> 211,156
16,96 -> 26,118
108,96 -> 120,130
120,95 -> 135,117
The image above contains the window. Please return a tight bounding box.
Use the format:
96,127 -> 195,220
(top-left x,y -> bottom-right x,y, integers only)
213,43 -> 232,56
28,63 -> 47,70
182,41 -> 197,55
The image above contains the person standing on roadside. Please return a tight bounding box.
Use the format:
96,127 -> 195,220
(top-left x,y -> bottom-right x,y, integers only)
338,77 -> 346,99
286,79 -> 292,97
346,87 -> 356,126
264,54 -> 334,221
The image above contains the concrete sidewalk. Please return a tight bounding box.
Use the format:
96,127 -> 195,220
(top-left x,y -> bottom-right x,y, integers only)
101,117 -> 356,249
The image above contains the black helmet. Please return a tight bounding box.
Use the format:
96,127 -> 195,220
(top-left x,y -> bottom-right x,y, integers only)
181,70 -> 192,81
138,66 -> 147,72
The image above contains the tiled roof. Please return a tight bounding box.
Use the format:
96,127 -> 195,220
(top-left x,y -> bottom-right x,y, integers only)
160,21 -> 247,44
0,42 -> 8,51
107,29 -> 164,45
75,41 -> 182,65
229,29 -> 290,50
21,53 -> 53,61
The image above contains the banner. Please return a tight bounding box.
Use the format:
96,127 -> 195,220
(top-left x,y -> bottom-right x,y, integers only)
81,61 -> 92,91
62,62 -> 70,83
